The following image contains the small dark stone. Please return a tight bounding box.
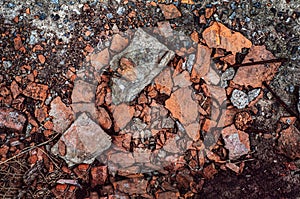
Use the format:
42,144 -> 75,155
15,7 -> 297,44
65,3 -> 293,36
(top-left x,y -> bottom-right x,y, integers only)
51,14 -> 60,21
252,2 -> 261,9
39,13 -> 47,20
270,7 -> 276,15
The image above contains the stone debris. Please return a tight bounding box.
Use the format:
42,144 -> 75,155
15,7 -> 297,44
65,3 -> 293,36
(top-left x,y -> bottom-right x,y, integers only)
233,45 -> 281,87
113,178 -> 148,195
230,89 -> 249,109
155,67 -> 173,95
71,80 -> 96,103
110,28 -> 175,105
202,22 -> 252,54
0,107 -> 26,132
90,48 -> 110,71
165,87 -> 198,125
159,4 -> 182,20
230,88 -> 261,109
278,125 -> 300,159
221,124 -> 250,160
91,166 -> 108,188
220,67 -> 235,88
23,82 -> 48,102
49,96 -> 75,133
51,113 -> 111,166
112,103 -> 134,131
173,71 -> 192,88
110,34 -> 129,53
191,44 -> 212,83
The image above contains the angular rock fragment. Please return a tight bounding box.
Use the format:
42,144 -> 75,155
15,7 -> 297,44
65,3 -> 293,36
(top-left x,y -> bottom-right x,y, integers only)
278,125 -> 300,159
90,48 -> 110,71
222,124 -> 250,159
113,178 -> 148,195
230,89 -> 249,109
51,113 -> 111,166
110,28 -> 175,105
173,71 -> 192,88
0,107 -> 26,132
159,4 -> 182,20
110,34 -> 129,53
202,22 -> 252,54
23,83 -> 48,102
233,45 -> 281,87
112,103 -> 134,130
72,80 -> 96,103
191,44 -> 212,83
220,67 -> 235,88
165,87 -> 198,125
49,96 -> 75,133
91,166 -> 108,187
154,67 -> 173,95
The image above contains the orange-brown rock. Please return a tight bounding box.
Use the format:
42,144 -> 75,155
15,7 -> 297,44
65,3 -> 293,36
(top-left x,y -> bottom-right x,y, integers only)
278,125 -> 300,159
233,45 -> 281,88
38,54 -> 46,64
165,87 -> 198,125
72,80 -> 96,103
154,67 -> 173,95
173,71 -> 192,88
90,48 -> 110,71
202,22 -> 252,54
23,82 -> 48,102
113,178 -> 148,195
91,166 -> 108,187
191,44 -> 212,83
97,107 -> 112,129
221,124 -> 250,159
49,96 -> 75,133
10,80 -> 21,99
110,34 -> 129,53
159,4 -> 182,20
185,123 -> 200,141
0,107 -> 26,132
113,103 -> 134,130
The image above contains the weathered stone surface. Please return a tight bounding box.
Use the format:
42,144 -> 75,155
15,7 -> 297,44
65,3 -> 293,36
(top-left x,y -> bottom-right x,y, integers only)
91,166 -> 108,187
159,4 -> 182,20
233,45 -> 281,87
278,125 -> 300,159
154,67 -> 173,95
221,124 -> 250,160
90,48 -> 110,71
185,123 -> 200,141
23,82 -> 48,102
113,178 -> 148,195
50,96 -> 75,133
202,22 -> 252,54
191,44 -> 212,83
72,80 -> 96,103
113,103 -> 134,130
230,89 -> 249,109
110,28 -> 175,105
0,107 -> 26,132
173,71 -> 192,88
97,107 -> 112,129
110,34 -> 129,53
165,87 -> 198,125
51,113 -> 111,166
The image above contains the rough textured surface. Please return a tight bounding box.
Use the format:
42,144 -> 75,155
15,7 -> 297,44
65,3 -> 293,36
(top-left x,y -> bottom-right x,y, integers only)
51,113 -> 111,166
0,107 -> 26,132
49,96 -> 75,133
110,28 -> 175,104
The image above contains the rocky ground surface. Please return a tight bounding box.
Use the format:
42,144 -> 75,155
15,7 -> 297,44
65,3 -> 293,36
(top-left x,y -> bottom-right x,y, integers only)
0,0 -> 300,198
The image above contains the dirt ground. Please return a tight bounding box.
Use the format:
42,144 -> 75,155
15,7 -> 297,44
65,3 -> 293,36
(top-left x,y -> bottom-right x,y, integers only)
0,0 -> 300,198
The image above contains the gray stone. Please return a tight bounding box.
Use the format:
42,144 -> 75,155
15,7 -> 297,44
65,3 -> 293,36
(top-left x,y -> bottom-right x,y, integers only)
110,28 -> 175,105
248,88 -> 261,102
51,112 -> 111,167
221,67 -> 235,88
230,89 -> 249,109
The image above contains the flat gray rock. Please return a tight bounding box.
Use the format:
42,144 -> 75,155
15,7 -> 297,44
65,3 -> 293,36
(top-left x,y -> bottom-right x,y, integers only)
110,28 -> 175,105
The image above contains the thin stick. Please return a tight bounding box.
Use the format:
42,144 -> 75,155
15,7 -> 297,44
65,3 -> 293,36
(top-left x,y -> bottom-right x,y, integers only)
232,58 -> 288,68
0,133 -> 60,165
263,81 -> 300,121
